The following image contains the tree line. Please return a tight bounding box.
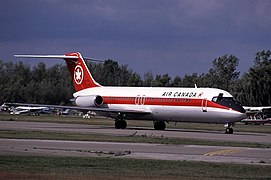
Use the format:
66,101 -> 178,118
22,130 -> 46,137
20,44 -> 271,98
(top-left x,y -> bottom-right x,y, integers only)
0,50 -> 270,106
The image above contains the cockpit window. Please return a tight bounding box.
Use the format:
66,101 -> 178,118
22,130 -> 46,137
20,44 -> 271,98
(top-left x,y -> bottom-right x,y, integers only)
212,95 -> 245,113
212,97 -> 234,102
212,97 -> 218,102
221,97 -> 234,102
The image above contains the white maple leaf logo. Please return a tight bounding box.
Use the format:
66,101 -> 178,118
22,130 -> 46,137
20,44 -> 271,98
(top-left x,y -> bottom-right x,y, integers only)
75,69 -> 81,80
74,65 -> 84,85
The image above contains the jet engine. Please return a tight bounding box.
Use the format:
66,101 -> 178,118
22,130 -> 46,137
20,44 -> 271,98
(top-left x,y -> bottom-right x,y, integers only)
75,95 -> 103,107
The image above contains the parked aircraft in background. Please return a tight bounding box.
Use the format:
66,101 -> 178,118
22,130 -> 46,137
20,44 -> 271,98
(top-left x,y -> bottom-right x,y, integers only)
14,52 -> 246,134
2,103 -> 74,116
0,103 -> 10,112
5,104 -> 53,115
242,106 -> 271,125
243,106 -> 271,112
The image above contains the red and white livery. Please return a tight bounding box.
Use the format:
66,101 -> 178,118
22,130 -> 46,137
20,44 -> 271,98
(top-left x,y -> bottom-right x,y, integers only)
15,52 -> 246,133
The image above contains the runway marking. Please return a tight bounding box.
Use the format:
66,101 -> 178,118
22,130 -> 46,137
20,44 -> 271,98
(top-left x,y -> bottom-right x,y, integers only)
204,148 -> 243,156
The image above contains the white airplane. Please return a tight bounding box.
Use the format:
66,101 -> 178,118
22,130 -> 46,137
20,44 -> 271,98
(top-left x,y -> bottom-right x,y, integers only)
243,106 -> 271,112
14,52 -> 246,134
242,106 -> 271,125
8,105 -> 52,115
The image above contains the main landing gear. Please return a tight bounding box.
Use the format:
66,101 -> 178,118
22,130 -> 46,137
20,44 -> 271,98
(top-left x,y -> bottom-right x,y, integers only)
114,113 -> 127,129
224,123 -> 234,134
115,120 -> 127,129
154,121 -> 166,130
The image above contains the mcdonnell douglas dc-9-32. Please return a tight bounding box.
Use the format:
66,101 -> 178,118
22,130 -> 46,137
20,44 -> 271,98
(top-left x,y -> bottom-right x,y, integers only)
13,52 -> 246,134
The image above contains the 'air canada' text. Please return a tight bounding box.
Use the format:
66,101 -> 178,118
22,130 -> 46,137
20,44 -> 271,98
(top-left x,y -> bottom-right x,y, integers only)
162,91 -> 197,98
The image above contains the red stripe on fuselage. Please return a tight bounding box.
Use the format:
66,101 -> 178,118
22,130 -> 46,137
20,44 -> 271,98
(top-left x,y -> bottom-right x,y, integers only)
102,96 -> 229,110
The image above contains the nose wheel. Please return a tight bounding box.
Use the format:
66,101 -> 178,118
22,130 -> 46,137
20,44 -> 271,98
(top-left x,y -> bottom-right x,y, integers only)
224,123 -> 234,134
225,127 -> 233,134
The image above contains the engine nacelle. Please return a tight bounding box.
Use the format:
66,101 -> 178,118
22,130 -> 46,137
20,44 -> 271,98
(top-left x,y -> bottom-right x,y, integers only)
75,95 -> 103,107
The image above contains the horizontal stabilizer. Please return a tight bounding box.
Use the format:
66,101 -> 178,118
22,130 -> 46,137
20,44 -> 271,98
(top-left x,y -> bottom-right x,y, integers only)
14,54 -> 103,62
14,55 -> 78,59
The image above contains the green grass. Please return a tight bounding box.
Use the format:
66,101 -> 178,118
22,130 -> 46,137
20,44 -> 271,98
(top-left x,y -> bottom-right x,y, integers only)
0,130 -> 270,148
0,155 -> 270,179
1,113 -> 270,179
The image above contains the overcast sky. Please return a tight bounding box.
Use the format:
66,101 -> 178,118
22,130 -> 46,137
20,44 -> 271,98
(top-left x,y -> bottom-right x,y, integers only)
0,0 -> 270,77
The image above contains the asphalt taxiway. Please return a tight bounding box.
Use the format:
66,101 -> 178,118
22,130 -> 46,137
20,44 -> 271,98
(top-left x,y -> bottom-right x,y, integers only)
0,120 -> 271,164
1,120 -> 271,144
0,138 -> 270,164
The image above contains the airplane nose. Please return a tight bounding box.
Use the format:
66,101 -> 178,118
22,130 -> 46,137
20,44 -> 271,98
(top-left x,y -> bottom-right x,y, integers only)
230,105 -> 246,121
231,102 -> 246,114
238,107 -> 247,120
238,106 -> 246,114
240,112 -> 247,119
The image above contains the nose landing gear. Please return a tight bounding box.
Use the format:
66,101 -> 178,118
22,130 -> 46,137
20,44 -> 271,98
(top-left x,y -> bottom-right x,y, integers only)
224,123 -> 234,134
225,127 -> 233,134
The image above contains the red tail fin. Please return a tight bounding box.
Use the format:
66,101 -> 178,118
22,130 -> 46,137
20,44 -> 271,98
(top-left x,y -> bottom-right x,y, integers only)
14,52 -> 100,91
64,52 -> 101,91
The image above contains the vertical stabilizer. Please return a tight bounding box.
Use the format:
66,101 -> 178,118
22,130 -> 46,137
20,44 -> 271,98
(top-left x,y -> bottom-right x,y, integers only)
14,52 -> 101,92
64,52 -> 101,91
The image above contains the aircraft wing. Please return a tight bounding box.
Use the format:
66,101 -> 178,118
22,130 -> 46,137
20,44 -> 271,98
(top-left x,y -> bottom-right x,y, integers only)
4,103 -> 151,115
243,106 -> 271,111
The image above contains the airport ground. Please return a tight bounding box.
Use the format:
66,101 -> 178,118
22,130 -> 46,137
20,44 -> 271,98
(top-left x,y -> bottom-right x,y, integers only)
0,113 -> 271,179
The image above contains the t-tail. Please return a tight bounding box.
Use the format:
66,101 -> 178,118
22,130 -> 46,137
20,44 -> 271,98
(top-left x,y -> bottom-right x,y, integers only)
64,52 -> 101,91
15,52 -> 101,92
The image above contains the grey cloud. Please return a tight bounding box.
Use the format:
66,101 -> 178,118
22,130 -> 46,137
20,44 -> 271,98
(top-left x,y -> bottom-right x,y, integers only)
0,0 -> 270,76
